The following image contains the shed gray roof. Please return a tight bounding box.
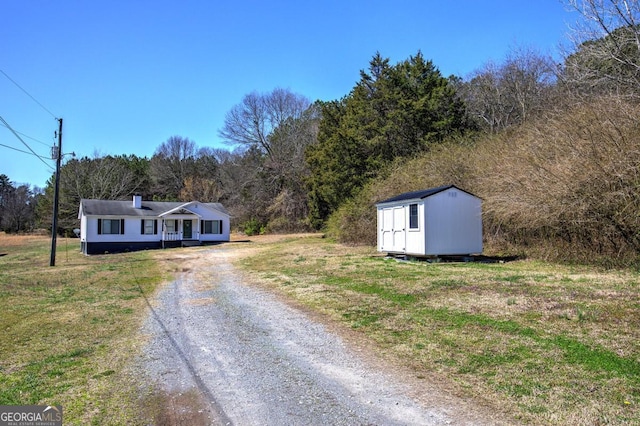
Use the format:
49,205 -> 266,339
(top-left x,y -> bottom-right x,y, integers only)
79,199 -> 229,217
377,185 -> 477,204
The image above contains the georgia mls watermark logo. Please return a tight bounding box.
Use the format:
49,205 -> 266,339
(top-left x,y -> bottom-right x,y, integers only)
0,405 -> 62,426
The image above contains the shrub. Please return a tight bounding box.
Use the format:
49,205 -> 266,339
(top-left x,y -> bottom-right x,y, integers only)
479,97 -> 640,265
241,218 -> 266,236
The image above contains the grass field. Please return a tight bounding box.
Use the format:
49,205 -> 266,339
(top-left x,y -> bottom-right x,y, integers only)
238,234 -> 640,425
2,233 -> 639,424
0,234 -> 166,425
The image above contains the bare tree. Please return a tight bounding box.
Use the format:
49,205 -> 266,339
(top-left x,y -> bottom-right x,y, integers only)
179,176 -> 222,203
265,105 -> 320,230
150,136 -> 198,200
562,0 -> 640,97
219,88 -> 312,158
460,46 -> 556,132
63,153 -> 146,201
218,89 -> 317,231
461,61 -> 511,132
49,153 -> 150,231
215,146 -> 272,227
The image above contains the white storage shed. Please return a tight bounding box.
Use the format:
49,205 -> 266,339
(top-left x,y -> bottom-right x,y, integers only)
376,185 -> 482,257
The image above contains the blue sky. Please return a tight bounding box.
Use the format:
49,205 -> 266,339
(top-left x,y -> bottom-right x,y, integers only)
2,0 -> 578,188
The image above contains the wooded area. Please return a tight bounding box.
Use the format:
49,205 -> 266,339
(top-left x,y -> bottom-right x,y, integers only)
2,0 -> 639,265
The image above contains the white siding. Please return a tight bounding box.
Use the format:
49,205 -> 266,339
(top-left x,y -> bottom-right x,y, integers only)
377,187 -> 482,256
80,215 -> 87,242
84,217 -> 162,243
423,188 -> 482,255
197,207 -> 230,242
405,202 -> 425,255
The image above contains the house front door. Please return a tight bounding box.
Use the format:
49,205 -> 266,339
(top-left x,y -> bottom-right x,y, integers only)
183,220 -> 192,239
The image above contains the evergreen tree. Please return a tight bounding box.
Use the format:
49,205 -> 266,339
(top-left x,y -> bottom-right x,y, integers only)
306,52 -> 470,227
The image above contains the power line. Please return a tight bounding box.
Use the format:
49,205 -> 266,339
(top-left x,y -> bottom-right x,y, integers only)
0,141 -> 47,157
0,122 -> 50,147
0,115 -> 54,171
0,139 -> 55,171
0,140 -> 52,167
0,69 -> 57,119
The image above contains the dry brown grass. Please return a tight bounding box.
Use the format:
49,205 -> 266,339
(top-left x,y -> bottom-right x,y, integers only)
0,232 -> 49,248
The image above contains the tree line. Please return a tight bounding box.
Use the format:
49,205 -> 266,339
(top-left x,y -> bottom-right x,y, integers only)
4,0 -> 639,264
0,174 -> 42,233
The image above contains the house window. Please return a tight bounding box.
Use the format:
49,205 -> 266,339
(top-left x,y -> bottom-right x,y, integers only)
201,220 -> 222,234
98,218 -> 124,235
165,220 -> 176,234
141,219 -> 157,235
409,204 -> 419,229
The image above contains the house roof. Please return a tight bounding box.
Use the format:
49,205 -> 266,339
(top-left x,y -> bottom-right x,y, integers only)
79,199 -> 229,218
376,185 -> 477,205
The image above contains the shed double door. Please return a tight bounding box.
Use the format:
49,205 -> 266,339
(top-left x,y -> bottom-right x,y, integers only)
381,207 -> 406,253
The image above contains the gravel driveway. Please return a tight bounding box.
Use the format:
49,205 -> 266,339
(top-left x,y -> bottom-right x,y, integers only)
140,244 -> 503,425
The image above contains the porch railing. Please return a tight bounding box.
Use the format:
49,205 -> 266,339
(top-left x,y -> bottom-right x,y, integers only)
163,232 -> 180,241
162,231 -> 200,241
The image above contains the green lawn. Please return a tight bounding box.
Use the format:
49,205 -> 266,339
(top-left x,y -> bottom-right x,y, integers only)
0,234 -> 165,425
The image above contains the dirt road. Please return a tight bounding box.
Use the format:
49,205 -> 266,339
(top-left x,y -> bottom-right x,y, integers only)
140,243 -> 504,425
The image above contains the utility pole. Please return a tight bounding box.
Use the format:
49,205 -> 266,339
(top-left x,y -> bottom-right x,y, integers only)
50,118 -> 63,267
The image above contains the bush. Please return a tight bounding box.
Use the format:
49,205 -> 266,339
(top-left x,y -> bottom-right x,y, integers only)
241,218 -> 266,236
326,196 -> 376,246
479,97 -> 640,264
265,216 -> 313,234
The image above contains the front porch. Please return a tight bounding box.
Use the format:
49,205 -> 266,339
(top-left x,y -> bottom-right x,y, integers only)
160,216 -> 201,248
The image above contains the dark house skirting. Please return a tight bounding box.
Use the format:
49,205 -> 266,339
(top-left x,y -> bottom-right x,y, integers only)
81,241 -> 163,255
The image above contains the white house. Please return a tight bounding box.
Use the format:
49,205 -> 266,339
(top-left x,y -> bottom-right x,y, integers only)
78,195 -> 230,255
376,185 -> 482,257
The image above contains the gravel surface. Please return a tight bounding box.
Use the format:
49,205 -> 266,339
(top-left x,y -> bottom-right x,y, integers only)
140,245 -> 500,425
